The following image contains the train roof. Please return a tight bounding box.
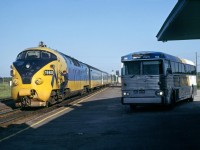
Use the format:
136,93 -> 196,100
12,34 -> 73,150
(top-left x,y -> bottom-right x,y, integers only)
23,43 -> 107,73
22,41 -> 62,56
121,51 -> 195,65
57,51 -> 103,72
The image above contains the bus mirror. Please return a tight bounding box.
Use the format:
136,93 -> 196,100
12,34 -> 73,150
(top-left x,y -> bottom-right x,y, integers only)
167,68 -> 172,74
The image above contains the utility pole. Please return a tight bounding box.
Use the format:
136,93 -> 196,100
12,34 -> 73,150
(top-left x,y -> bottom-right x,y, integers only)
196,52 -> 199,87
196,52 -> 197,68
196,52 -> 198,76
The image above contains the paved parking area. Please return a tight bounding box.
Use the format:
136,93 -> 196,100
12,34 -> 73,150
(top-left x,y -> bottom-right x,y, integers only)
1,87 -> 200,150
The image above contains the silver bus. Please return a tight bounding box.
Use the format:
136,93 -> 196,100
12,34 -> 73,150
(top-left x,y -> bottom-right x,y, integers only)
121,51 -> 197,109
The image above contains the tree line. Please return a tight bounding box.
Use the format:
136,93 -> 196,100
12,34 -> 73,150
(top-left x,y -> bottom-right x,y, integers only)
0,77 -> 12,84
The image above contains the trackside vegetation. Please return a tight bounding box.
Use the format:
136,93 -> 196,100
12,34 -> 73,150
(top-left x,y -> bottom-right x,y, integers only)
0,77 -> 11,99
197,73 -> 200,89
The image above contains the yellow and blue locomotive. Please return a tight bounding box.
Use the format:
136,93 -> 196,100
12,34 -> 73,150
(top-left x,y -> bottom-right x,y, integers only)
11,42 -> 111,107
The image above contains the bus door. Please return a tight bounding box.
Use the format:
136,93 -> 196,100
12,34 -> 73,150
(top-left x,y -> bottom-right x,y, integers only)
164,60 -> 173,98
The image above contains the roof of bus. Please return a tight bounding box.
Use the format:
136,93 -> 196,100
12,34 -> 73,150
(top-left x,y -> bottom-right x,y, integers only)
121,51 -> 195,65
180,58 -> 195,65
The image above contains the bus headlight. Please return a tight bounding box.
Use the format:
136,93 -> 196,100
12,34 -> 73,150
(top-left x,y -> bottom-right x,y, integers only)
35,78 -> 43,85
123,91 -> 130,96
155,90 -> 164,96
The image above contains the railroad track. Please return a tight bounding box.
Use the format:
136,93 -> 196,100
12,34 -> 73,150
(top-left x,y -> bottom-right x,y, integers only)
0,87 -> 108,127
0,98 -> 17,117
0,108 -> 21,117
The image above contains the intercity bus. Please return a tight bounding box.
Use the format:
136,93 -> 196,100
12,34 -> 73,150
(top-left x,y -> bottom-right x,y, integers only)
121,51 -> 197,109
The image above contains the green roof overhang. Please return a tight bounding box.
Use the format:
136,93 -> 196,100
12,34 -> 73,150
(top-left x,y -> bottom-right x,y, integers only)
157,0 -> 200,42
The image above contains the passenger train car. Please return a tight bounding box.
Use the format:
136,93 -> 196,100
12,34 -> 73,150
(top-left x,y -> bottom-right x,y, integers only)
121,51 -> 197,109
11,42 -> 111,107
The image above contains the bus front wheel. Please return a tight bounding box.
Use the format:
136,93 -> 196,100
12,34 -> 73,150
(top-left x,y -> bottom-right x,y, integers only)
130,104 -> 137,110
168,91 -> 175,109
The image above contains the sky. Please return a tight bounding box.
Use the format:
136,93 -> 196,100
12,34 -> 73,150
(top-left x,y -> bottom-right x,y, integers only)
1,0 -> 200,77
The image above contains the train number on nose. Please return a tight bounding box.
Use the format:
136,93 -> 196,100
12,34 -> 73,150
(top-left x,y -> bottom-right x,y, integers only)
44,70 -> 54,75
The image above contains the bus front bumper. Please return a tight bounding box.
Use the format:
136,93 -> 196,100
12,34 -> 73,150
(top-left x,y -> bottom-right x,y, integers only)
121,97 -> 162,104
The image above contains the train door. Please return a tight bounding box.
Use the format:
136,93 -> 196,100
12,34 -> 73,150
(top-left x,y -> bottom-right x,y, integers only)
89,68 -> 92,89
56,57 -> 60,89
50,57 -> 60,89
57,57 -> 64,89
57,57 -> 68,91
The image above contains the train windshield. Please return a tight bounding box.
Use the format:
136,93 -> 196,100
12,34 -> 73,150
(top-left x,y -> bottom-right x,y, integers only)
16,50 -> 57,60
123,60 -> 163,76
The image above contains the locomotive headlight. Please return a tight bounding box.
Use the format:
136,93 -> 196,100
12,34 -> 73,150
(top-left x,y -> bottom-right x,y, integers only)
10,70 -> 16,77
155,90 -> 164,96
35,78 -> 43,85
26,63 -> 31,69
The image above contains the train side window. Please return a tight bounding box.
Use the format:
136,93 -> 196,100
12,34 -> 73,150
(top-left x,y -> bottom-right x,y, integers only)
64,56 -> 72,65
75,60 -> 80,67
71,59 -> 76,66
71,58 -> 80,67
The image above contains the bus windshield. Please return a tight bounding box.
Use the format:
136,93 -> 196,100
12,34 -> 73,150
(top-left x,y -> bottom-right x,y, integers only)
123,60 -> 163,75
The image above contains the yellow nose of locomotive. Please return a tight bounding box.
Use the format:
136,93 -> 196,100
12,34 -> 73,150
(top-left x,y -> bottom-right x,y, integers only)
11,46 -> 58,107
11,65 -> 55,107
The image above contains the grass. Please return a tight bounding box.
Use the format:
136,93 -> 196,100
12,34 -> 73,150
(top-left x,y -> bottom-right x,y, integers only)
198,80 -> 200,89
197,76 -> 200,89
0,83 -> 11,99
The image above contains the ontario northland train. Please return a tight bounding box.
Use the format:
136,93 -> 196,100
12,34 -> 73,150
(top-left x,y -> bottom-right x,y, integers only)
121,51 -> 197,109
11,42 -> 111,107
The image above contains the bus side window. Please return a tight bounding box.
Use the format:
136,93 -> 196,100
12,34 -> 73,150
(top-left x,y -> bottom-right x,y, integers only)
164,60 -> 172,74
185,65 -> 190,74
191,65 -> 196,75
175,62 -> 179,74
182,64 -> 185,73
171,61 -> 175,73
178,63 -> 182,74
